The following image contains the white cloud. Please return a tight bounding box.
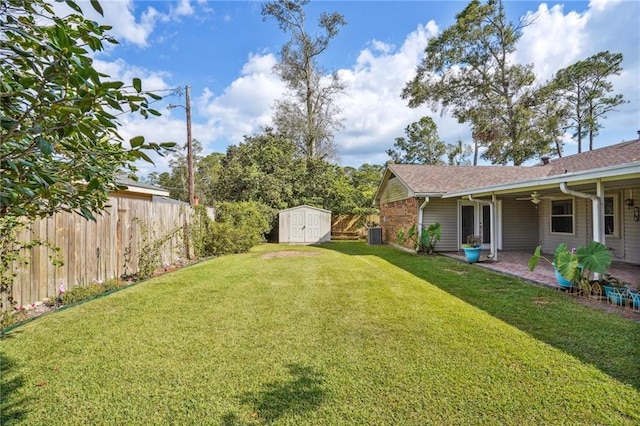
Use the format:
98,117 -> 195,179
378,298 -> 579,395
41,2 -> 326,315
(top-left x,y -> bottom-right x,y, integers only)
172,0 -> 195,19
72,0 -> 201,48
588,0 -> 622,13
93,58 -> 172,91
515,4 -> 589,80
195,53 -> 286,152
334,21 -> 460,166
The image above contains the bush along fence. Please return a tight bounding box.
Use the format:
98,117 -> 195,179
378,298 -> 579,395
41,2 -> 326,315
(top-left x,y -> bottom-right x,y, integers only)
1,196 -> 210,310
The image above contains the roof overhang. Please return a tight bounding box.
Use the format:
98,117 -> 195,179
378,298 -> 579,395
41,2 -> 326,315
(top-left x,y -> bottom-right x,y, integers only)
372,166 -> 398,206
119,185 -> 170,197
442,162 -> 640,199
413,193 -> 445,198
372,165 -> 447,206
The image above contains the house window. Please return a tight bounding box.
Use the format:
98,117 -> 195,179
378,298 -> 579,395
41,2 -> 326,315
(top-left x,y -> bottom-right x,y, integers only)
604,196 -> 617,236
551,199 -> 574,234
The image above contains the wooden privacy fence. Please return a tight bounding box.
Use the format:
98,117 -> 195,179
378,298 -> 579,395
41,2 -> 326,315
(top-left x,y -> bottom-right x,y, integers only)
331,214 -> 380,236
8,196 -> 207,307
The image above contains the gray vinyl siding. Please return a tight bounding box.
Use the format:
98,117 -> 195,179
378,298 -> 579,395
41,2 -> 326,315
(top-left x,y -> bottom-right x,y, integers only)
623,189 -> 640,264
539,191 -> 638,263
540,197 -> 590,253
380,177 -> 409,204
502,199 -> 539,251
421,198 -> 458,251
604,191 -> 623,259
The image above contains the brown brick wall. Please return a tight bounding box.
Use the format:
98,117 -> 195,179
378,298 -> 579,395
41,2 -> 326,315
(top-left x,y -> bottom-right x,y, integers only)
380,198 -> 419,248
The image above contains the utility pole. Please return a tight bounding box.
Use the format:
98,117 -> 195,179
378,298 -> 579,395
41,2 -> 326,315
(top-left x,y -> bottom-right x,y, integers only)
185,85 -> 194,205
167,85 -> 195,205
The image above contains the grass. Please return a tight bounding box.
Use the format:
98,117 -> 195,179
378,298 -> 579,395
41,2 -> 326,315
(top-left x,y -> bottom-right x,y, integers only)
1,242 -> 639,425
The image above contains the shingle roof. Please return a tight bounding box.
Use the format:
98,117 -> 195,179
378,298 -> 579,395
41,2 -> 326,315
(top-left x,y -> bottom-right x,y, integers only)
385,139 -> 640,195
387,164 -> 548,194
115,174 -> 169,195
539,139 -> 640,175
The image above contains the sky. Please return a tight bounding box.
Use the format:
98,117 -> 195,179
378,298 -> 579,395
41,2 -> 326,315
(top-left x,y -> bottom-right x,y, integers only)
66,0 -> 639,175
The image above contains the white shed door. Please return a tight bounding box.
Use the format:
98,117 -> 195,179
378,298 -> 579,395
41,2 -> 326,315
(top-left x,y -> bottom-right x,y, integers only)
290,210 -> 305,242
305,211 -> 321,242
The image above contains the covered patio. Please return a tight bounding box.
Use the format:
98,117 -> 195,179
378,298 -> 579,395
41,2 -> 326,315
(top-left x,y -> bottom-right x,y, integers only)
443,250 -> 640,290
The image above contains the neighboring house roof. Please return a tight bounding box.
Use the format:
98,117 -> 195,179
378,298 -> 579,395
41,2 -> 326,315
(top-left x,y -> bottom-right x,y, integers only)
375,139 -> 640,204
152,195 -> 190,205
115,175 -> 170,197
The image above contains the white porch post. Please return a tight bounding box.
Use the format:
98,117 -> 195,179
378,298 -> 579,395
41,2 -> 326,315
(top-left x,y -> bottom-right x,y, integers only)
594,179 -> 605,244
492,194 -> 498,262
560,181 -> 604,280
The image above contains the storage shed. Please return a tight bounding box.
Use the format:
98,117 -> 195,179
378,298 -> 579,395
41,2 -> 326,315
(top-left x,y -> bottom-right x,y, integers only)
279,205 -> 332,244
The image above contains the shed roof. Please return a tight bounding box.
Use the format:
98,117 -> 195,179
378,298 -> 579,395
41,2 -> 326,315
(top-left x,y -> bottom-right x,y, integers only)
279,204 -> 332,214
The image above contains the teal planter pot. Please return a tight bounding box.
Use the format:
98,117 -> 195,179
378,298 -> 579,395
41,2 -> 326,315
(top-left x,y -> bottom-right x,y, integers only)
603,285 -> 628,306
553,268 -> 572,289
629,291 -> 640,310
462,247 -> 481,264
551,263 -> 574,289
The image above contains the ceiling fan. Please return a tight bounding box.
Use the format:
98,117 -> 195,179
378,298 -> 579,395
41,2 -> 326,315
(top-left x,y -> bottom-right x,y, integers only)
516,191 -> 548,205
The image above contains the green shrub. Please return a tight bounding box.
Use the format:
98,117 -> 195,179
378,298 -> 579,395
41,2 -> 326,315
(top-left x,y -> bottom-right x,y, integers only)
192,201 -> 275,257
216,201 -> 274,245
191,205 -> 216,258
60,283 -> 105,305
0,307 -> 28,330
102,278 -> 125,292
209,222 -> 255,255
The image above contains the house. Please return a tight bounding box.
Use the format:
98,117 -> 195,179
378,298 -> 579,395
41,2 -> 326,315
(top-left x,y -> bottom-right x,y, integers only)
113,175 -> 170,200
374,139 -> 640,264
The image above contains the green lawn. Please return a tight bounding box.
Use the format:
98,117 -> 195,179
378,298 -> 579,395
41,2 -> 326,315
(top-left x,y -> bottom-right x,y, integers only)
2,242 -> 639,425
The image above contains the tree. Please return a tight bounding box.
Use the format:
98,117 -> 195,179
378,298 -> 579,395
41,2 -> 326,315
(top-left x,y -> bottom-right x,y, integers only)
214,128 -> 304,210
445,140 -> 473,165
213,128 -> 380,215
344,164 -> 384,214
1,0 -> 174,308
145,141 -> 223,206
386,117 -> 446,164
1,0 -> 174,222
196,152 -> 224,206
401,0 -> 552,165
552,51 -> 626,152
262,0 -> 346,159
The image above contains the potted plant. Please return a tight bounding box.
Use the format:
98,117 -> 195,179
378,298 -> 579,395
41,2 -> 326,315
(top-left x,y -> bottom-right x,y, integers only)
397,223 -> 442,254
600,274 -> 629,306
529,241 -> 612,295
461,234 -> 482,264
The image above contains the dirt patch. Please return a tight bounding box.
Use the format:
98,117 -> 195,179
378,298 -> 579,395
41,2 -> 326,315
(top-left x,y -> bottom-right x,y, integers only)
532,297 -> 552,306
260,251 -> 322,259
